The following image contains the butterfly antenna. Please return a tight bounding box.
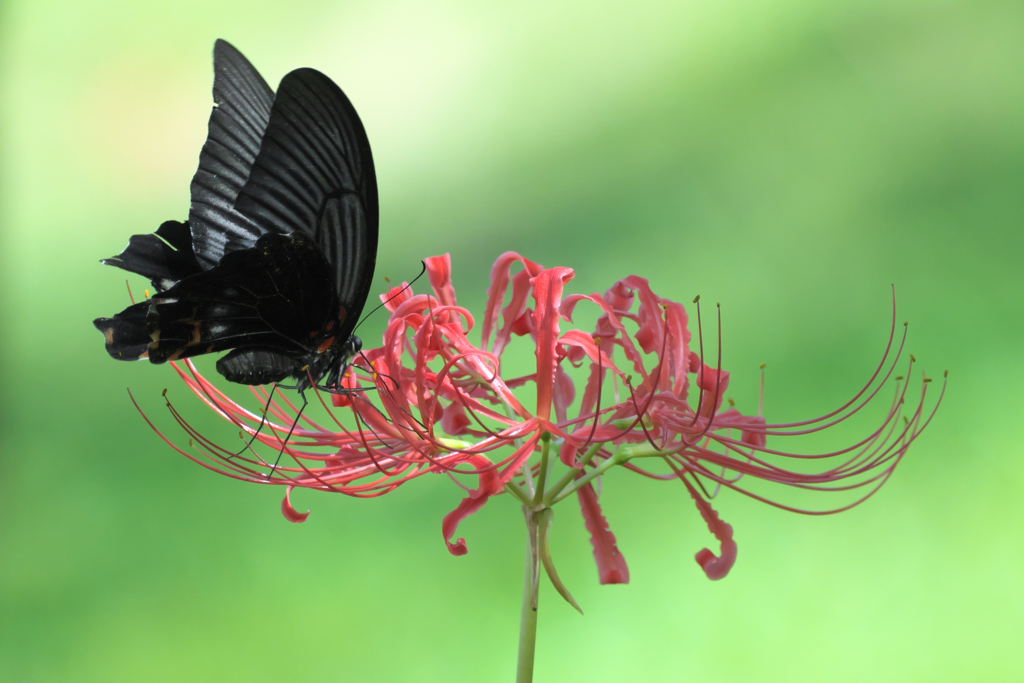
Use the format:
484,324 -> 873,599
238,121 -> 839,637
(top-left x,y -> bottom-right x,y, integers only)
353,261 -> 428,333
267,390 -> 308,478
236,383 -> 279,457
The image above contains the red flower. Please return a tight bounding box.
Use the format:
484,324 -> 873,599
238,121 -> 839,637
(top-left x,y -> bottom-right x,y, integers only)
145,252 -> 943,585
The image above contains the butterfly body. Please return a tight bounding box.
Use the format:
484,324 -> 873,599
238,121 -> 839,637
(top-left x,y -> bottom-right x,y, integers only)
94,41 -> 377,393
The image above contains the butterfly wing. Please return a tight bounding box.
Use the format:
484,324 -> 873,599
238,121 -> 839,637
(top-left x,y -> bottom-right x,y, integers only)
100,220 -> 203,293
233,67 -> 379,332
187,39 -> 276,270
143,232 -> 339,364
95,43 -> 377,388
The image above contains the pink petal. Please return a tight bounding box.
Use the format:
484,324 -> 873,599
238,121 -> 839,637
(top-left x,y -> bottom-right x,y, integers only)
619,276 -> 663,354
713,410 -> 768,449
441,402 -> 472,435
281,486 -> 310,523
442,455 -> 501,556
425,254 -> 457,308
552,365 -> 576,423
680,475 -> 737,581
577,482 -> 630,584
481,252 -> 544,354
697,363 -> 731,418
603,280 -> 634,312
741,417 -> 768,449
531,267 -> 575,421
511,309 -> 534,336
380,282 -> 414,312
558,440 -> 579,468
661,301 -> 691,398
557,330 -> 623,376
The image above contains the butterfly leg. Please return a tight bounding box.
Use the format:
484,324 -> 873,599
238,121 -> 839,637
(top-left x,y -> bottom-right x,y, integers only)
235,383 -> 279,458
267,388 -> 309,478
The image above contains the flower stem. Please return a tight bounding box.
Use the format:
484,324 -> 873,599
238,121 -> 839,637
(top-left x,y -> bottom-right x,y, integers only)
542,442 -> 603,503
532,432 -> 551,506
517,508 -> 540,683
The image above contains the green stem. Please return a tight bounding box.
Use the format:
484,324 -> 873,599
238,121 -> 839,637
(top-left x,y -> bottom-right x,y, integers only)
547,449 -> 629,505
517,507 -> 540,683
532,433 -> 551,506
545,442 -> 680,505
505,481 -> 531,505
542,443 -> 603,503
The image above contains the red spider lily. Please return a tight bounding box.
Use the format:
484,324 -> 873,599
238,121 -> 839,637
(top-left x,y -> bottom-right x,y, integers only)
143,251 -> 943,587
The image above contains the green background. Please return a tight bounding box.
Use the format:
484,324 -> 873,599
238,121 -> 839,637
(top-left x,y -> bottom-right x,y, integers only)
1,0 -> 1021,680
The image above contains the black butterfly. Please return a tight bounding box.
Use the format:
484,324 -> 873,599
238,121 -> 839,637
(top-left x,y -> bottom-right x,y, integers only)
94,40 -> 378,396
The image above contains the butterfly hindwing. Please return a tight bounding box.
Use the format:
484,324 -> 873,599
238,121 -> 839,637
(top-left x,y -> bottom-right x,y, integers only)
99,220 -> 203,293
145,232 -> 339,363
94,301 -> 153,361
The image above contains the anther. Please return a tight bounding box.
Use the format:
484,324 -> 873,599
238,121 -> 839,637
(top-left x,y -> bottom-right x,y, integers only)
910,354 -> 916,363
924,377 -> 932,383
944,370 -> 948,377
162,388 -> 168,397
759,362 -> 766,369
895,376 -> 904,381
693,295 -> 700,304
728,398 -> 735,407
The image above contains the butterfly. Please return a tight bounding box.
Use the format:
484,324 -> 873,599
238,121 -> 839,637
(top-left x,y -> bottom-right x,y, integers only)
94,39 -> 378,396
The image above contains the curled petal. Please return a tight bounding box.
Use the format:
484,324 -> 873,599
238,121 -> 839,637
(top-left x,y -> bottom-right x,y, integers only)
281,486 -> 310,523
553,366 -> 576,423
441,402 -> 472,435
425,254 -> 457,309
531,267 -> 575,421
619,276 -> 663,355
442,455 -> 500,556
482,251 -> 544,355
697,363 -> 730,418
558,329 -> 624,376
603,280 -> 634,312
680,474 -> 736,580
661,300 -> 691,397
688,350 -> 701,373
380,281 -> 414,312
511,309 -> 534,336
559,440 -> 579,468
741,415 -> 767,449
577,482 -> 630,584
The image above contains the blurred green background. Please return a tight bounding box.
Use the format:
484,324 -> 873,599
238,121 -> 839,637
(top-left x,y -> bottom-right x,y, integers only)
1,0 -> 1021,680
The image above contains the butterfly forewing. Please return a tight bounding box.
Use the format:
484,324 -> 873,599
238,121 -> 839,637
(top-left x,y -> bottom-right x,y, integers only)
233,68 -> 378,328
188,40 -> 276,270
